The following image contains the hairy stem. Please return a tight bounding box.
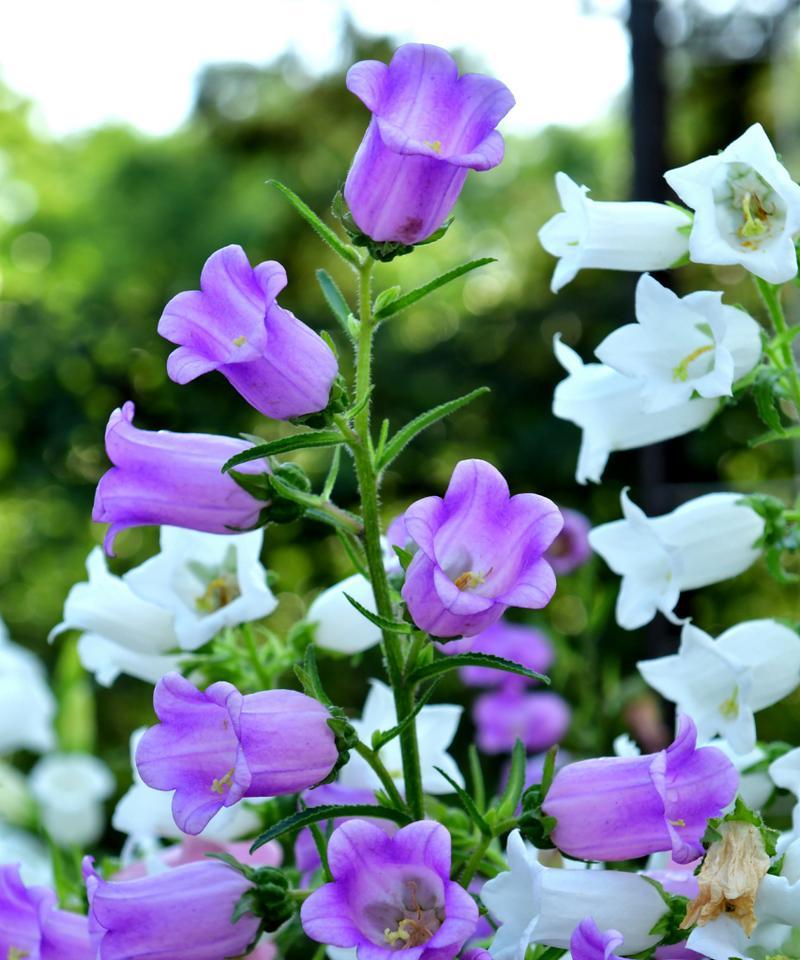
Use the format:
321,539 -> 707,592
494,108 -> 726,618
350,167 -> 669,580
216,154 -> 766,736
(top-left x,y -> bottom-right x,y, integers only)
755,277 -> 800,416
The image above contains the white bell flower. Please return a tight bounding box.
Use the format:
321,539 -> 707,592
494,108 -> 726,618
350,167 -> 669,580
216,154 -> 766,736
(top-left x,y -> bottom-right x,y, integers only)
707,738 -> 773,811
595,274 -> 761,413
769,747 -> 800,851
337,679 -> 463,795
308,573 -> 382,655
112,727 -> 264,844
482,830 -> 667,960
50,547 -> 181,686
0,617 -> 55,754
553,337 -> 719,485
638,619 -> 800,754
29,752 -> 114,848
538,172 -> 691,292
665,123 -> 800,284
589,490 -> 764,630
124,527 -> 277,651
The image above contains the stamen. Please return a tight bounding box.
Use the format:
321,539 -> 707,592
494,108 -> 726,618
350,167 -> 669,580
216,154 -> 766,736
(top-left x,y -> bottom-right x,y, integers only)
211,768 -> 234,794
196,575 -> 240,613
672,344 -> 714,382
719,689 -> 739,720
668,818 -> 686,827
739,192 -> 769,240
8,950 -> 31,960
424,139 -> 442,154
384,923 -> 412,946
232,335 -> 247,347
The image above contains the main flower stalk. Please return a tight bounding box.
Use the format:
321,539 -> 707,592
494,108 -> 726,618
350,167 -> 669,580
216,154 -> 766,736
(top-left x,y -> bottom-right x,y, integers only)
348,255 -> 425,820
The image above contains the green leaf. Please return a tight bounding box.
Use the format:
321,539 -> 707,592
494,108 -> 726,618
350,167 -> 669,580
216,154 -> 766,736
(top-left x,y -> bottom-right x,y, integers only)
250,803 -> 412,850
377,386 -> 490,472
496,739 -> 526,821
751,424 -> 800,447
433,766 -> 492,837
268,180 -> 360,267
371,680 -> 440,751
294,644 -> 333,709
342,592 -> 412,635
269,474 -> 361,533
335,529 -> 369,578
408,652 -> 549,687
753,370 -> 785,436
373,258 -> 496,321
316,269 -> 353,337
222,431 -> 344,472
468,744 -> 486,815
373,285 -> 402,313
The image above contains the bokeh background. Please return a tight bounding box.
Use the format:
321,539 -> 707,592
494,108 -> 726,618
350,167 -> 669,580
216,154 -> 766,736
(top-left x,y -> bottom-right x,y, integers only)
2,0 -> 800,807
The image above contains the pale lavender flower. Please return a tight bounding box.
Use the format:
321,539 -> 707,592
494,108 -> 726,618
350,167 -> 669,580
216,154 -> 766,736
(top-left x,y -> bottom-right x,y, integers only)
0,864 -> 93,959
401,459 -> 562,638
136,673 -> 338,835
443,619 -> 554,688
158,245 -> 337,419
545,508 -> 592,575
301,819 -> 477,959
473,688 -> 570,755
84,856 -> 259,959
344,44 -> 514,244
570,918 -> 625,960
542,716 -> 738,863
93,402 -> 267,554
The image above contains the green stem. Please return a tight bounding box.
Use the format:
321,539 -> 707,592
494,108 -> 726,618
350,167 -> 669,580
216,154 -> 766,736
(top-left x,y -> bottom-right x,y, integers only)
353,740 -> 407,811
241,624 -> 273,691
348,257 -> 426,821
460,834 -> 492,887
755,277 -> 800,415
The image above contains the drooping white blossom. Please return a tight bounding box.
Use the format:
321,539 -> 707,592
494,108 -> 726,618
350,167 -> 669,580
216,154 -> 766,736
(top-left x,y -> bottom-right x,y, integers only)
665,123 -> 800,284
638,619 -> 800,753
595,274 -> 761,413
538,172 -> 691,292
29,751 -> 115,847
124,527 -> 277,651
589,490 -> 764,630
307,573 -> 382,655
338,679 -> 463,795
0,616 -> 56,754
482,830 -> 667,960
552,337 -> 718,485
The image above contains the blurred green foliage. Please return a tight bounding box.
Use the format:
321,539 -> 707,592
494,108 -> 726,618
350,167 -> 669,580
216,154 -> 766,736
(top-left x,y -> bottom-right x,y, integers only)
2,24 -> 800,801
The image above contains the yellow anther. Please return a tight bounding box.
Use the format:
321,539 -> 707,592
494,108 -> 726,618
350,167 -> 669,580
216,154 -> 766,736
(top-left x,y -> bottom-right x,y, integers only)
424,139 -> 442,154
232,335 -> 247,347
672,344 -> 714,382
385,921 -> 412,945
196,575 -> 240,613
211,768 -> 234,795
8,950 -> 31,960
453,570 -> 485,591
739,192 -> 769,240
719,690 -> 740,720
668,818 -> 686,827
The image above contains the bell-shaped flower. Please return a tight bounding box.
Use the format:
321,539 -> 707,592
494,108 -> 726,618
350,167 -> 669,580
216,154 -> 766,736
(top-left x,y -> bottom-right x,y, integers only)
112,727 -> 264,847
769,747 -> 800,850
552,338 -> 719,485
542,716 -> 738,864
442,619 -> 554,688
301,819 -> 478,960
588,490 -> 764,630
481,830 -> 668,959
706,739 -> 772,812
570,919 -> 627,960
159,245 -> 337,420
123,527 -> 276,651
50,547 -> 181,686
135,673 -> 338,835
473,687 -> 570,755
539,172 -> 691,292
0,619 -> 55,754
338,678 -> 464,795
638,619 -> 800,754
665,123 -> 800,284
344,44 -> 514,245
595,274 -> 761,413
545,508 -> 592,575
308,573 -> 382,655
84,855 -> 260,960
29,752 -> 114,848
1,864 -> 93,959
93,402 -> 268,554
401,459 -> 562,638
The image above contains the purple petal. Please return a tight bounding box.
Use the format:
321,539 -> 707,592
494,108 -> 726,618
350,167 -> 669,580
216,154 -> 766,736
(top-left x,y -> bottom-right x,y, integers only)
301,882 -> 362,947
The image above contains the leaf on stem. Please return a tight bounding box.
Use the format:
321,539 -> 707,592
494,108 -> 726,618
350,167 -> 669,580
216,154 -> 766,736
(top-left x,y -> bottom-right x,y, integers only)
408,652 -> 549,687
433,766 -> 492,837
316,269 -> 354,338
268,180 -> 360,268
495,739 -> 526,822
377,386 -> 490,472
251,803 -> 413,851
222,431 -> 345,472
373,258 -> 496,321
343,592 -> 414,634
370,680 -> 441,751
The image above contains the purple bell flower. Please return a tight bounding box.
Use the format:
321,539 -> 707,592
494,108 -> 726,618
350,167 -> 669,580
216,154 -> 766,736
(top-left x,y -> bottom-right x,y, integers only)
545,508 -> 592,575
473,687 -> 571,755
158,245 -> 337,420
443,619 -> 554,688
462,951 -> 492,960
570,918 -> 626,960
0,864 -> 93,959
344,44 -> 515,244
301,819 -> 478,959
93,401 -> 268,554
401,459 -> 562,638
542,716 -> 738,863
136,672 -> 339,835
84,856 -> 259,959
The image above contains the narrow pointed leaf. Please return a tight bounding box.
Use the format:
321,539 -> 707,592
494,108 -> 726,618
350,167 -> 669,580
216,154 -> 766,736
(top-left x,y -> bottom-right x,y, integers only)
496,739 -> 526,821
433,766 -> 491,837
251,804 -> 413,851
222,431 -> 344,472
316,269 -> 353,337
343,593 -> 412,635
373,258 -> 496,321
268,180 -> 360,267
408,652 -> 549,687
377,387 -> 490,472
371,680 -> 440,750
